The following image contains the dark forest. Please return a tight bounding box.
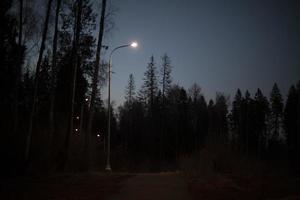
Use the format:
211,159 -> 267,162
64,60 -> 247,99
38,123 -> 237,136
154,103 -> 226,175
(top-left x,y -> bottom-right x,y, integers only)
1,0 -> 300,199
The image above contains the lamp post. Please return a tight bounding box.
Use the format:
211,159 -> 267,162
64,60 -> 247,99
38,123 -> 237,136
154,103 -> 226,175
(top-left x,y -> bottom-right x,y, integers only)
105,42 -> 138,171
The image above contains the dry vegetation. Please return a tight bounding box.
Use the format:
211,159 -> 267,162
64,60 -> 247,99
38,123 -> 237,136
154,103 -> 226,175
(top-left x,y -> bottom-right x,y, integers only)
179,143 -> 300,200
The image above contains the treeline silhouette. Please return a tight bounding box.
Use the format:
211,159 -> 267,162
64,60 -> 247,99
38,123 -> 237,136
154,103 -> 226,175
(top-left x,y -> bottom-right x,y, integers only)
0,0 -> 299,175
117,55 -> 300,172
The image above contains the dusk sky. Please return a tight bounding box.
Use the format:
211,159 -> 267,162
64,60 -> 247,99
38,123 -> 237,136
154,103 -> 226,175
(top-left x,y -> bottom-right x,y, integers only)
102,0 -> 300,106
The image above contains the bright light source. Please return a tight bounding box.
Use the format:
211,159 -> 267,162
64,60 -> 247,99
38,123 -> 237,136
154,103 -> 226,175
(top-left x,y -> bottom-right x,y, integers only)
76,116 -> 79,120
97,134 -> 100,138
75,128 -> 78,132
130,42 -> 138,48
85,98 -> 88,102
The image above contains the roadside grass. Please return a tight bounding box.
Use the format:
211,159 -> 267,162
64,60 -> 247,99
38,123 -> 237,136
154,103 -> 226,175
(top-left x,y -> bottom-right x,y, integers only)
178,143 -> 300,200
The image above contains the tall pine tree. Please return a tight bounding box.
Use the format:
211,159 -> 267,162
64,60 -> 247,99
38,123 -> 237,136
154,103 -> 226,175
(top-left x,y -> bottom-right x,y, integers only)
125,73 -> 136,104
284,85 -> 298,168
139,55 -> 158,111
160,54 -> 172,102
269,83 -> 284,141
254,88 -> 269,157
230,89 -> 243,150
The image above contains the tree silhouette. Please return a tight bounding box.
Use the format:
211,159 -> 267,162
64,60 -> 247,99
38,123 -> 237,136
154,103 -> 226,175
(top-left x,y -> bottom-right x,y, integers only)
53,0 -> 96,170
125,74 -> 136,104
269,83 -> 284,141
284,85 -> 298,170
160,53 -> 172,102
48,0 -> 62,148
85,0 -> 107,169
188,84 -> 208,151
230,89 -> 243,151
253,88 -> 269,157
266,83 -> 284,158
139,55 -> 158,110
0,0 -> 25,175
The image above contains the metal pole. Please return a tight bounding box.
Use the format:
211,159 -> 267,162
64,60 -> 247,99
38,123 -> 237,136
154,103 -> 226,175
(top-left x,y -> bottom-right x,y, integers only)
105,43 -> 136,171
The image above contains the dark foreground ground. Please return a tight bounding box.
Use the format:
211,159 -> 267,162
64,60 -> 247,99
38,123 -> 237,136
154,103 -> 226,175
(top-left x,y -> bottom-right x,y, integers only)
1,172 -> 300,200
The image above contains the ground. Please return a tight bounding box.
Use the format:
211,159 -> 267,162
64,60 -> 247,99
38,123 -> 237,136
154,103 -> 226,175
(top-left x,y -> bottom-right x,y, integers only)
1,172 -> 300,200
108,172 -> 192,200
1,172 -> 128,200
188,174 -> 300,200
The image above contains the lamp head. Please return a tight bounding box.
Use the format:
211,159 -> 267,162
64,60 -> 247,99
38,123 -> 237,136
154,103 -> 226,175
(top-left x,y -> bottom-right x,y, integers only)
130,42 -> 138,48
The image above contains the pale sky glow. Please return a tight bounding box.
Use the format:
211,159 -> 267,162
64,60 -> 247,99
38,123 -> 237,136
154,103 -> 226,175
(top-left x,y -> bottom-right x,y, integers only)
101,0 -> 300,107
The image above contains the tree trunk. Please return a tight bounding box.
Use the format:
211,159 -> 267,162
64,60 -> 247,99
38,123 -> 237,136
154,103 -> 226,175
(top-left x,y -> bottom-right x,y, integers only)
47,0 -> 61,169
85,0 -> 107,169
63,0 -> 83,171
25,0 -> 53,162
12,0 -> 23,135
48,0 -> 61,151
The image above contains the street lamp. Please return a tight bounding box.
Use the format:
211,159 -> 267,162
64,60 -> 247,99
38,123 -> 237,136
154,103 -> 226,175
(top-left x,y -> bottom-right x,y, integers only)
105,42 -> 138,171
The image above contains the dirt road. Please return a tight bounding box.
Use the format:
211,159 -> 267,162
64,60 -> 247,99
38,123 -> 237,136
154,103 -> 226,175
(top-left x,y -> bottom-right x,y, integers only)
3,172 -> 300,199
108,172 -> 192,200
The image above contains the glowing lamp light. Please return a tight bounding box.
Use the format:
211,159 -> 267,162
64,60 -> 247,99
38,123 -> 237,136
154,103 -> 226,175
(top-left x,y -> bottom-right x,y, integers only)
130,42 -> 138,48
97,134 -> 100,138
76,116 -> 79,120
85,98 -> 89,102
